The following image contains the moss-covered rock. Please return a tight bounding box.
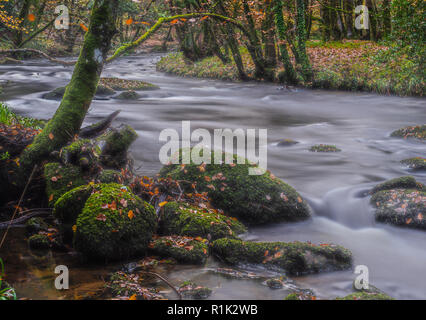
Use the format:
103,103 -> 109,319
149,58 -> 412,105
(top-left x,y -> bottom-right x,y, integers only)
265,278 -> 284,289
159,202 -> 246,240
100,125 -> 137,169
44,162 -> 87,205
100,77 -> 159,91
25,217 -> 49,235
97,169 -> 122,183
371,188 -> 426,229
401,157 -> 426,171
28,234 -> 50,250
391,125 -> 426,140
95,84 -> 115,96
178,281 -> 212,299
370,176 -> 420,194
284,291 -> 316,300
211,239 -> 352,276
115,90 -> 140,100
336,291 -> 393,300
43,83 -> 116,100
74,183 -> 157,260
148,235 -> 208,265
159,149 -> 310,224
107,271 -> 164,300
309,144 -> 341,152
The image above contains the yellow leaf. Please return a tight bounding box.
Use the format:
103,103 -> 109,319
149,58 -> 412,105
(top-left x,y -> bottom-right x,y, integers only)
49,194 -> 54,202
128,210 -> 134,220
72,225 -> 77,233
128,294 -> 137,300
159,201 -> 168,207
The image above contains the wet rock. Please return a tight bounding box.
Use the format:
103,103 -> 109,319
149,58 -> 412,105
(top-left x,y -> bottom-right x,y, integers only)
28,234 -> 50,250
148,235 -> 208,265
211,239 -> 352,276
370,176 -> 420,194
209,268 -> 263,280
401,157 -> 426,171
74,183 -> 157,260
277,139 -> 299,147
107,271 -> 164,300
42,83 -> 116,100
265,278 -> 284,289
336,286 -> 393,300
159,202 -> 247,240
391,125 -> 426,140
159,148 -> 310,224
115,90 -> 140,100
284,291 -> 316,300
309,144 -> 341,152
95,84 -> 115,96
44,162 -> 87,205
100,125 -> 138,169
25,217 -> 49,235
178,281 -> 212,300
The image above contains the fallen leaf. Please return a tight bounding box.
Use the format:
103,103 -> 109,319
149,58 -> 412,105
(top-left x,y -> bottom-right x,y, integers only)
159,201 -> 168,207
128,210 -> 134,220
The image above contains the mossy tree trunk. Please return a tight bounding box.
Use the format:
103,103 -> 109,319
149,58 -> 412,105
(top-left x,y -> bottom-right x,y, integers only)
14,0 -> 31,47
20,0 -> 119,177
273,0 -> 298,84
295,0 -> 313,82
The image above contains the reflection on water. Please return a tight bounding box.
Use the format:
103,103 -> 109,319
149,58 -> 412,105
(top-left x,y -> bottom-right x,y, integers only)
0,54 -> 425,299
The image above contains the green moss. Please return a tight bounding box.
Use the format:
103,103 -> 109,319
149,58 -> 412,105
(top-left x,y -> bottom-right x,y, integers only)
115,90 -> 140,100
60,139 -> 92,165
44,162 -> 87,205
43,84 -> 115,100
100,125 -> 137,168
160,202 -> 246,240
107,271 -> 164,299
74,183 -> 157,260
370,176 -> 420,194
97,169 -> 121,183
401,157 -> 426,170
178,281 -> 212,299
148,236 -> 208,265
284,291 -> 316,300
28,234 -> 50,250
391,125 -> 426,140
99,77 -> 159,91
211,239 -> 352,276
371,188 -> 425,230
159,148 -> 310,225
309,144 -> 341,152
336,291 -> 393,300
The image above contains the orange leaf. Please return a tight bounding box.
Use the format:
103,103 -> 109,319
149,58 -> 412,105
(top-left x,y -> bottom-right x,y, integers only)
128,210 -> 134,220
125,18 -> 133,25
264,250 -> 269,257
49,194 -> 54,202
159,201 -> 168,207
128,294 -> 137,300
28,14 -> 35,22
79,23 -> 88,32
170,19 -> 179,25
200,16 -> 209,21
48,133 -> 54,140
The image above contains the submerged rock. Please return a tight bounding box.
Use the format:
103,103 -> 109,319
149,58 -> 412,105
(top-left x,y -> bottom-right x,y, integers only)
391,125 -> 426,140
115,90 -> 140,100
277,139 -> 299,147
159,202 -> 247,240
401,157 -> 426,171
336,286 -> 393,300
178,281 -> 212,299
159,149 -> 310,224
265,278 -> 285,289
148,235 -> 209,265
73,183 -> 157,260
211,239 -> 352,276
309,144 -> 341,152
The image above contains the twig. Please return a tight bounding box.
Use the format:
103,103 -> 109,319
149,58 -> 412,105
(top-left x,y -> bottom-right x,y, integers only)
140,271 -> 182,300
0,208 -> 52,229
0,165 -> 38,249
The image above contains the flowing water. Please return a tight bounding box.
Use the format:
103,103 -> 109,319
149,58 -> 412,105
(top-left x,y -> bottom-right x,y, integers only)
0,53 -> 425,300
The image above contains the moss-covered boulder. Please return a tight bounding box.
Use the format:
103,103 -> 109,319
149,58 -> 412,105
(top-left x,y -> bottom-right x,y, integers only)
74,183 -> 157,260
159,202 -> 246,240
97,169 -> 122,184
370,176 -> 420,194
100,125 -> 137,169
28,234 -> 50,250
371,188 -> 425,230
211,239 -> 352,276
44,162 -> 87,205
115,90 -> 140,100
59,139 -> 100,168
401,157 -> 426,171
178,281 -> 212,300
309,144 -> 341,152
336,290 -> 393,300
391,125 -> 426,140
25,217 -> 48,235
284,291 -> 316,300
148,235 -> 208,265
100,77 -> 159,91
159,149 -> 310,224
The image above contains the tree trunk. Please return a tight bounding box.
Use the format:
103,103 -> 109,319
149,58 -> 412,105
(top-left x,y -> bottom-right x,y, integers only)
20,0 -> 119,177
295,0 -> 313,82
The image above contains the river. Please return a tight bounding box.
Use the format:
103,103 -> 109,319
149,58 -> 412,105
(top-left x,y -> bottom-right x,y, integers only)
0,53 -> 425,300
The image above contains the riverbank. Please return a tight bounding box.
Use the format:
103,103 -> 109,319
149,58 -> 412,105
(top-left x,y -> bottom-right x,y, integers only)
157,40 -> 425,97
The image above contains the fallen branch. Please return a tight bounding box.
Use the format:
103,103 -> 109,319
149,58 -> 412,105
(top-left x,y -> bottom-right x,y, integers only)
0,208 -> 52,229
79,110 -> 121,138
0,49 -> 75,66
141,271 -> 182,300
